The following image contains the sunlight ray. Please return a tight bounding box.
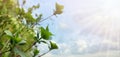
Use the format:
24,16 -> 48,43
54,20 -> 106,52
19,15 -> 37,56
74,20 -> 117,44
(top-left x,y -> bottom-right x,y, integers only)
76,0 -> 120,56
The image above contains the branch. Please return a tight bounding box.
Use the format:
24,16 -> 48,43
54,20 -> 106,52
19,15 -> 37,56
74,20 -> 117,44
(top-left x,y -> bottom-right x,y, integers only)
24,42 -> 36,52
31,14 -> 54,28
24,37 -> 42,52
38,50 -> 51,57
40,15 -> 54,22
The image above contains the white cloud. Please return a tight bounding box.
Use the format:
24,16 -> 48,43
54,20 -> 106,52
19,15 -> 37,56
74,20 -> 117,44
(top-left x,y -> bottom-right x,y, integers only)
58,43 -> 71,54
59,22 -> 68,29
102,39 -> 120,49
75,40 -> 88,52
44,50 -> 120,57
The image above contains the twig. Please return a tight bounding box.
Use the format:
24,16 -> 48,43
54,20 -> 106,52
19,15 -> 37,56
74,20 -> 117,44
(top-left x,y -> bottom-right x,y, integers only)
24,42 -> 36,52
40,15 -> 54,22
31,14 -> 54,28
38,50 -> 51,57
24,37 -> 42,52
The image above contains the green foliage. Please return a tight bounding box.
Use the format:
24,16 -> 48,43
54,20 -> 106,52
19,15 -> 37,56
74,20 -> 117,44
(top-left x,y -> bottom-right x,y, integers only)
49,41 -> 58,50
0,0 -> 63,57
33,48 -> 39,57
40,26 -> 53,40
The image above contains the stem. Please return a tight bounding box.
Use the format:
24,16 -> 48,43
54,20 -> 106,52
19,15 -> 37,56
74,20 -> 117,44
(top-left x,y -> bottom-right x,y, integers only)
0,32 -> 5,40
40,15 -> 54,22
31,14 -> 54,29
0,40 -> 10,52
25,36 -> 42,52
24,42 -> 36,52
38,50 -> 51,57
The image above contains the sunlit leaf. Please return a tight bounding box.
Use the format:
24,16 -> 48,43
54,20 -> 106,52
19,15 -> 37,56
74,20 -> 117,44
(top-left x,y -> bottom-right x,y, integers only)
4,30 -> 13,37
54,3 -> 64,15
24,12 -> 36,24
14,47 -> 26,57
18,40 -> 26,45
14,37 -> 22,44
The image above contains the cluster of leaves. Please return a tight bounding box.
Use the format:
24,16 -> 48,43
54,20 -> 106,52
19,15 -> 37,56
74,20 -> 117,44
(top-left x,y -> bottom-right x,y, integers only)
0,0 -> 63,57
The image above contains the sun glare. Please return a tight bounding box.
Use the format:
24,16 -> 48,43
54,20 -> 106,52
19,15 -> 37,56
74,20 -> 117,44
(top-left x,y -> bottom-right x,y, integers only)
77,1 -> 120,56
78,0 -> 120,39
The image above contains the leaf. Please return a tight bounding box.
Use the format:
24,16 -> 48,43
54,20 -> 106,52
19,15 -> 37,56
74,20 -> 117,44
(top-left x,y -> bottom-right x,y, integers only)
15,38 -> 22,43
54,3 -> 64,15
28,4 -> 40,13
23,0 -> 26,5
33,48 -> 39,57
4,30 -> 13,37
34,32 -> 40,43
46,25 -> 49,31
37,32 -> 39,39
40,40 -> 48,44
18,40 -> 26,45
49,41 -> 58,50
10,37 -> 22,45
14,47 -> 26,57
24,12 -> 35,24
40,27 -> 53,40
0,42 -> 3,49
36,14 -> 42,22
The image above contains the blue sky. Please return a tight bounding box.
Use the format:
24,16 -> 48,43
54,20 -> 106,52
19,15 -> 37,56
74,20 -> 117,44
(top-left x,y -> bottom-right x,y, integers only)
24,0 -> 120,57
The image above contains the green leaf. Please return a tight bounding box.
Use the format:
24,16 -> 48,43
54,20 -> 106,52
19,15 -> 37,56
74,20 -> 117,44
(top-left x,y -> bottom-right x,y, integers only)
34,37 -> 38,42
28,4 -> 40,13
33,48 -> 39,57
24,12 -> 35,24
4,30 -> 13,37
2,52 -> 10,57
18,40 -> 26,45
34,32 -> 41,43
40,40 -> 48,44
14,47 -> 26,57
49,41 -> 58,50
46,25 -> 49,31
54,3 -> 64,15
0,42 -> 3,49
40,27 -> 53,40
14,38 -> 22,43
10,37 -> 22,45
37,32 -> 39,39
36,14 -> 42,22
